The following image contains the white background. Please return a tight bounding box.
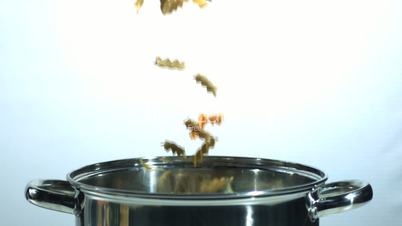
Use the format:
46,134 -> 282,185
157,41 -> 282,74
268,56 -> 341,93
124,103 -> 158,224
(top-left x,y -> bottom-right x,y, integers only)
1,0 -> 402,225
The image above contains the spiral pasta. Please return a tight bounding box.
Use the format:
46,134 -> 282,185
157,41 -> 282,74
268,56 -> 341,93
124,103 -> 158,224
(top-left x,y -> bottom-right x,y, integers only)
134,0 -> 144,12
195,74 -> 217,97
192,0 -> 208,8
155,57 -> 185,70
160,0 -> 186,15
135,0 -> 209,14
162,140 -> 186,156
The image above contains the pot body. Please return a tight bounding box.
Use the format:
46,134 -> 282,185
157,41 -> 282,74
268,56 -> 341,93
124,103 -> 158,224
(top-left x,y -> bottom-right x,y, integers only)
75,193 -> 318,226
25,157 -> 373,226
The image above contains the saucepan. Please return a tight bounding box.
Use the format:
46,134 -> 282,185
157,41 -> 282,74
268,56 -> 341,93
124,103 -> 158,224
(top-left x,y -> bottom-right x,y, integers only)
25,156 -> 373,226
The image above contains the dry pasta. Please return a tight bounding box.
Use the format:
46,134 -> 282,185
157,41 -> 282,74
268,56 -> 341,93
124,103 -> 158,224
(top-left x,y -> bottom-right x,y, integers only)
162,140 -> 186,156
208,113 -> 223,125
160,0 -> 186,15
195,74 -> 217,96
157,170 -> 234,193
139,159 -> 153,169
136,0 -> 209,14
134,0 -> 144,12
155,56 -> 185,70
199,176 -> 233,193
134,0 -> 232,194
192,0 -> 208,8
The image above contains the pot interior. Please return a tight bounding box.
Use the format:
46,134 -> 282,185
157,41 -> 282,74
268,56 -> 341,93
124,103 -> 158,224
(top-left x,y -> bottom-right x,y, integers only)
68,156 -> 326,198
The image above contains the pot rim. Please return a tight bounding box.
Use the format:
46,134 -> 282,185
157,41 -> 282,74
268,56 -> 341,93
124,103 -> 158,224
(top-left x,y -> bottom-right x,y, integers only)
66,156 -> 328,200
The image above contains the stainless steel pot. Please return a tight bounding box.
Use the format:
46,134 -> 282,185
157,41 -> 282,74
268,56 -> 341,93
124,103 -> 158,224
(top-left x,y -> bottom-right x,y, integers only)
25,156 -> 373,226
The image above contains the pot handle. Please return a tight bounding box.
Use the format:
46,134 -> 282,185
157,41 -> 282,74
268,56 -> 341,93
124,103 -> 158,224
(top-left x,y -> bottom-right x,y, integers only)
307,180 -> 373,221
25,179 -> 78,215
